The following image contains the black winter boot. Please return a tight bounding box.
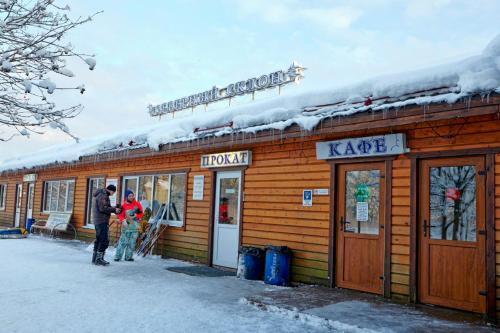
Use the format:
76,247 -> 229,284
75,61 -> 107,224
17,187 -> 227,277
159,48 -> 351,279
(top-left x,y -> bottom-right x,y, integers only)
101,251 -> 110,265
95,252 -> 109,266
92,251 -> 97,264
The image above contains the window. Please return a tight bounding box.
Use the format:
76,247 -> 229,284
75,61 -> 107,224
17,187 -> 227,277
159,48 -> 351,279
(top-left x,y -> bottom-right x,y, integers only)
0,184 -> 6,210
43,180 -> 75,213
169,174 -> 186,224
122,173 -> 186,227
429,165 -> 477,241
85,177 -> 105,225
138,176 -> 153,210
344,170 -> 381,235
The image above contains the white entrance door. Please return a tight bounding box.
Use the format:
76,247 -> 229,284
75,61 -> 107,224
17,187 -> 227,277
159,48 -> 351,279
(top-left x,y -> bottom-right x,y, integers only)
213,171 -> 242,268
14,184 -> 22,227
26,183 -> 34,220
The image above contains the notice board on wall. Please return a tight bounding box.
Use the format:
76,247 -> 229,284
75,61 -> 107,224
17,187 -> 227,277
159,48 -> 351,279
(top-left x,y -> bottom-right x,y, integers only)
192,175 -> 204,200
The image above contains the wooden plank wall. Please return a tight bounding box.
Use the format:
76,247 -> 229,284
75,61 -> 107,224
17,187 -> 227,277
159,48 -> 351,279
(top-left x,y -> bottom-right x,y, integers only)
0,175 -> 22,228
242,138 -> 331,285
390,156 -> 411,299
160,161 -> 212,263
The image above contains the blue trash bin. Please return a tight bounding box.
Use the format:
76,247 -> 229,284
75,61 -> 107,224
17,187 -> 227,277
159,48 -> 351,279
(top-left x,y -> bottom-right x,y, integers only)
237,247 -> 265,280
26,218 -> 35,233
264,246 -> 292,286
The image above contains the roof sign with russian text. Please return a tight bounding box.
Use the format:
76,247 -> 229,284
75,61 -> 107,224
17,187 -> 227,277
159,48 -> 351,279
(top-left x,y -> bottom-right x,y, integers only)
148,63 -> 305,117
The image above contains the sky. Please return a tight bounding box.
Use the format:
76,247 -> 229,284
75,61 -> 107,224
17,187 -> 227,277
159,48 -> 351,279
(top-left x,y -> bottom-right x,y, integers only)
0,0 -> 499,159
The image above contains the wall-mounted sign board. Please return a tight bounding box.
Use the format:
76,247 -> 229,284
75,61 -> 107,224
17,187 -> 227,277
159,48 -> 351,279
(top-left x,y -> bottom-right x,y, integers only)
303,190 -> 313,207
201,151 -> 251,168
192,175 -> 205,200
316,133 -> 407,160
23,174 -> 37,182
313,189 -> 329,195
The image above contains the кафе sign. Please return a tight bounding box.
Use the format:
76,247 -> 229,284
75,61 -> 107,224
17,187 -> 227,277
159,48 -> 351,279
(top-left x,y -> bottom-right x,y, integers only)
201,151 -> 252,168
316,133 -> 407,160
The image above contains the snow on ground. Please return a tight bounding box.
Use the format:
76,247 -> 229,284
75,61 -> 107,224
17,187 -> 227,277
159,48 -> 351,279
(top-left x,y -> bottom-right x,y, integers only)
0,237 -> 366,333
1,237 -> 495,333
1,34 -> 500,172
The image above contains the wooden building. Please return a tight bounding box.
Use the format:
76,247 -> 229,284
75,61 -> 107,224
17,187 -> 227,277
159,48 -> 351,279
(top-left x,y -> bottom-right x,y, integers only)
1,41 -> 500,320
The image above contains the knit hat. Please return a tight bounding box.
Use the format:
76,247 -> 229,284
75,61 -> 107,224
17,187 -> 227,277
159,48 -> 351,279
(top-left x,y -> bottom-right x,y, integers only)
106,184 -> 117,192
125,189 -> 134,200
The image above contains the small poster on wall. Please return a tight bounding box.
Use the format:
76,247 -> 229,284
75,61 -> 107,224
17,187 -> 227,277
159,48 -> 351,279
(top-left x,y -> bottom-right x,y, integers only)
313,189 -> 329,195
192,175 -> 204,200
303,190 -> 313,207
106,178 -> 118,207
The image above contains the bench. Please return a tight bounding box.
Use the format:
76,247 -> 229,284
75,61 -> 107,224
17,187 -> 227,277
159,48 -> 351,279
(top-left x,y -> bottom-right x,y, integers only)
30,212 -> 77,240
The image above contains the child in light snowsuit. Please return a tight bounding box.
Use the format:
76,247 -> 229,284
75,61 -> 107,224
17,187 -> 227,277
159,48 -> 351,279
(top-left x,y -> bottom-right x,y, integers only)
114,190 -> 144,261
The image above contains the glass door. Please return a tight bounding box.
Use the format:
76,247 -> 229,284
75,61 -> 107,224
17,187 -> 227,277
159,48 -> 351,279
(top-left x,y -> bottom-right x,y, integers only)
419,157 -> 486,313
212,171 -> 242,268
336,162 -> 385,294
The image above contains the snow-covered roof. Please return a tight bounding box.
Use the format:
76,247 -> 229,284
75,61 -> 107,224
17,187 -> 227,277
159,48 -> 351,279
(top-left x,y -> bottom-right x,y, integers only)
2,34 -> 500,172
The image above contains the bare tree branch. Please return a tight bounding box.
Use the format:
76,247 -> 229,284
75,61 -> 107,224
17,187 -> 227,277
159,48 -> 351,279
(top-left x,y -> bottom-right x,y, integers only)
0,0 -> 100,141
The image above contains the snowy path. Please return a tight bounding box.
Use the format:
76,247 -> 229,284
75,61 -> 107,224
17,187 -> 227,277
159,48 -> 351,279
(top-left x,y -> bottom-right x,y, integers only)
0,238 -> 354,333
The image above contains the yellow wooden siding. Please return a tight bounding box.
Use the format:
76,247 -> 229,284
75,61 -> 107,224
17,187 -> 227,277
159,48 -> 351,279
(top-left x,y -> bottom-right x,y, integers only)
390,157 -> 411,297
242,140 -> 331,285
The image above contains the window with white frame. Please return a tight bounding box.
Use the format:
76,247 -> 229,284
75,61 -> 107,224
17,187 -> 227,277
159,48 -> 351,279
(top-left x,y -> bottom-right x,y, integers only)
0,184 -> 6,210
122,173 -> 186,227
43,180 -> 75,213
85,177 -> 105,225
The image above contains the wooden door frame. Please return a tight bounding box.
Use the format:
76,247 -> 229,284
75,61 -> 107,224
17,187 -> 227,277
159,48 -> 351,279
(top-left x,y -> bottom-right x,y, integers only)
409,152 -> 496,319
207,166 -> 247,267
328,157 -> 393,298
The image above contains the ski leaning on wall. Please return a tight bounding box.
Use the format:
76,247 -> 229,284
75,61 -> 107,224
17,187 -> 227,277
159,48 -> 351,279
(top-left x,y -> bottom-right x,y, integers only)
136,204 -> 169,257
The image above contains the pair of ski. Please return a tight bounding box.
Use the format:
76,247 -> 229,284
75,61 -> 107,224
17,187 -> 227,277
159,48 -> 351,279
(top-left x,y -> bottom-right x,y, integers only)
136,204 -> 168,257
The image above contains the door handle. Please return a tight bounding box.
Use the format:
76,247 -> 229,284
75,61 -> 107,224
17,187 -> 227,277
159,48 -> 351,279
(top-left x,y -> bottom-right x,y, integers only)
340,217 -> 352,232
423,219 -> 428,237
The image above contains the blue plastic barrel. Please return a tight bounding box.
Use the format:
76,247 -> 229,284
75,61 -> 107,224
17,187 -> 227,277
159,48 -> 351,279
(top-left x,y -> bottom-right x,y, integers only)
264,246 -> 292,286
26,218 -> 35,233
238,247 -> 265,280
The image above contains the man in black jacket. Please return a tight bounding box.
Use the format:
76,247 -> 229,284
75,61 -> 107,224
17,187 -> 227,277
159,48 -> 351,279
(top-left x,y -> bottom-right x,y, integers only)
92,184 -> 121,266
